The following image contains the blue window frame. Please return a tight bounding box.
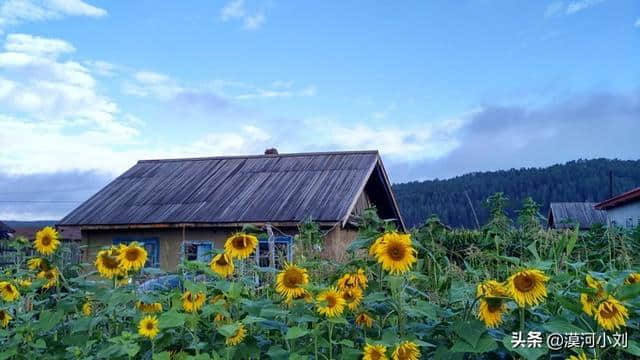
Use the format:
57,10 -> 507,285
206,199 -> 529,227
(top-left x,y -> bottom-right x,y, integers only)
113,237 -> 159,268
183,241 -> 213,262
257,236 -> 293,269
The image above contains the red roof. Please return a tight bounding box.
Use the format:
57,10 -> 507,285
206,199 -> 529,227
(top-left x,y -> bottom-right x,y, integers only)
595,187 -> 640,210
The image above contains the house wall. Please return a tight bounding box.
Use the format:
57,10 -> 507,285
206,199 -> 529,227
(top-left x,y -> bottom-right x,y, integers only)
82,225 -> 359,271
607,201 -> 640,229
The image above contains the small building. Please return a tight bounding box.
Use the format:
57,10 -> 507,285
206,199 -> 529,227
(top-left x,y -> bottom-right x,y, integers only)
595,187 -> 640,229
0,221 -> 14,239
547,202 -> 607,230
58,150 -> 405,271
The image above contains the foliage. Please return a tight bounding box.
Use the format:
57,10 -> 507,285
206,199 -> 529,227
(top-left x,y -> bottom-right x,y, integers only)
0,194 -> 640,359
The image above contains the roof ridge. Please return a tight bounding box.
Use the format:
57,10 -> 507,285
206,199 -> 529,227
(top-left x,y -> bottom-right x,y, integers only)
137,150 -> 379,163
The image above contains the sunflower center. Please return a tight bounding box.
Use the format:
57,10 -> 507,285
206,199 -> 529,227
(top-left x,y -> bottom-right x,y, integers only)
513,274 -> 534,292
600,304 -> 618,319
146,322 -> 154,330
487,301 -> 502,313
46,272 -> 54,280
343,292 -> 354,302
5,284 -> 12,292
387,242 -> 406,261
102,255 -> 119,269
0,312 -> 4,320
629,276 -> 637,284
233,236 -> 247,249
41,235 -> 52,246
370,350 -> 383,360
125,248 -> 140,261
216,255 -> 229,266
326,295 -> 337,308
284,270 -> 303,288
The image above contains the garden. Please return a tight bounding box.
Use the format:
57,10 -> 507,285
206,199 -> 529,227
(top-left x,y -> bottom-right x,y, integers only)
0,194 -> 639,359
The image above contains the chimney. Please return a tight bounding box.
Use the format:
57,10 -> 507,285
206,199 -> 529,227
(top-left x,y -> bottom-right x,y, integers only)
264,148 -> 279,156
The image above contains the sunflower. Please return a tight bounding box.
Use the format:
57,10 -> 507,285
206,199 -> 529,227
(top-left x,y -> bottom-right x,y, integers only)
392,341 -> 420,360
624,273 -> 640,285
182,291 -> 206,313
95,248 -> 123,279
355,312 -> 374,328
118,243 -> 148,271
225,323 -> 247,346
137,301 -> 163,314
224,233 -> 258,259
337,268 -> 368,291
507,269 -> 549,307
0,281 -> 20,302
275,263 -> 309,300
476,279 -> 507,298
82,302 -> 92,316
374,232 -> 417,275
138,316 -> 160,339
27,258 -> 48,271
477,298 -> 507,328
594,295 -> 629,331
37,267 -> 59,289
33,226 -> 60,255
210,253 -> 235,278
316,287 -> 345,318
285,288 -> 313,305
340,286 -> 363,311
0,310 -> 10,328
363,343 -> 388,360
18,279 -> 32,288
567,352 -> 589,360
580,275 -> 606,316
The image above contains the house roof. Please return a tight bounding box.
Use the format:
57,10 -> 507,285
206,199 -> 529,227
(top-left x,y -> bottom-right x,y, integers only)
547,202 -> 607,230
59,150 -> 405,230
595,187 -> 640,210
0,221 -> 15,239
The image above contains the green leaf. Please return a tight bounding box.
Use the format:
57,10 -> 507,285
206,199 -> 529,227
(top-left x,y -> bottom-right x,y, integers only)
450,334 -> 497,353
556,295 -> 584,315
153,352 -> 172,360
617,283 -> 640,300
453,319 -> 486,348
337,339 -> 354,347
265,346 -> 289,360
218,323 -> 239,337
327,316 -> 349,325
158,310 -> 186,328
502,334 -> 548,360
37,309 -> 64,331
33,339 -> 46,349
624,340 -> 640,356
242,315 -> 267,324
543,319 -> 585,334
285,326 -> 309,340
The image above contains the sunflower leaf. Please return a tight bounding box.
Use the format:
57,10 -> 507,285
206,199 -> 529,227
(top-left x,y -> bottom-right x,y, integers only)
285,326 -> 309,340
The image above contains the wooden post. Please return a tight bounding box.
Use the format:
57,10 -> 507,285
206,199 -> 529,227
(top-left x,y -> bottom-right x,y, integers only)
266,224 -> 275,270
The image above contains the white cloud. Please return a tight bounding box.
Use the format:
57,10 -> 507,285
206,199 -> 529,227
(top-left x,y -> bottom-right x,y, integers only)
122,70 -> 183,99
545,1 -> 564,17
566,0 -> 605,14
0,0 -> 106,29
635,18 -> 640,27
219,0 -> 266,30
5,33 -> 75,55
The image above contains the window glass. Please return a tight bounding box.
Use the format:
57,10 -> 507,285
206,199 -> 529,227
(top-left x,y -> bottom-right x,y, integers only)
184,242 -> 213,262
257,236 -> 292,269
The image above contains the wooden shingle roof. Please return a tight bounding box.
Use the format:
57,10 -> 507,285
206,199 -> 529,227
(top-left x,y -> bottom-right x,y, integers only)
59,151 -> 405,229
548,202 -> 607,230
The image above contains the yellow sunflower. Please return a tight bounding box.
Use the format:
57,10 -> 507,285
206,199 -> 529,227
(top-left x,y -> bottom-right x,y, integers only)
0,281 -> 20,302
0,309 -> 10,328
82,301 -> 92,316
594,296 -> 629,331
118,243 -> 148,271
27,257 -> 48,271
580,275 -> 606,316
285,288 -> 313,305
225,323 -> 247,346
567,352 -> 589,360
316,287 -> 346,318
224,233 -> 258,259
355,312 -> 374,328
337,268 -> 368,291
392,341 -> 420,360
137,301 -> 163,314
18,279 -> 32,288
340,286 -> 363,311
210,253 -> 235,278
37,267 -> 59,289
476,279 -> 507,298
624,273 -> 640,285
95,248 -> 123,279
507,269 -> 549,307
477,298 -> 507,328
374,232 -> 417,275
275,263 -> 309,299
182,291 -> 206,313
33,226 -> 60,255
363,343 -> 388,360
138,315 -> 160,339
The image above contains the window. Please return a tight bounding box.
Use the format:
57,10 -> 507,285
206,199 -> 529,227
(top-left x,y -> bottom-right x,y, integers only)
113,237 -> 159,268
626,218 -> 634,229
257,236 -> 292,269
183,241 -> 213,262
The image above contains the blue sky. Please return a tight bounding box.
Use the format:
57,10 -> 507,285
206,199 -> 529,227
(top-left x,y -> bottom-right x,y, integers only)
0,0 -> 639,220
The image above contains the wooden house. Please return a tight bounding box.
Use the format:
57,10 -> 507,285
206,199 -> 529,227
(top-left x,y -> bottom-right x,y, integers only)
595,187 -> 640,229
58,150 -> 405,271
547,202 -> 607,230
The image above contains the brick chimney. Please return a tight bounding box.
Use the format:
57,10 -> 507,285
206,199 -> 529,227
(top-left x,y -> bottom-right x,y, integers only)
264,148 -> 279,155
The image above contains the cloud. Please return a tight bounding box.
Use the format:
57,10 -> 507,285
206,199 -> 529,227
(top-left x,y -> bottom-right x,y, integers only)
389,90 -> 640,182
566,0 -> 605,14
545,2 -> 564,17
635,18 -> 640,27
219,0 -> 266,30
4,33 -> 75,55
0,0 -> 106,29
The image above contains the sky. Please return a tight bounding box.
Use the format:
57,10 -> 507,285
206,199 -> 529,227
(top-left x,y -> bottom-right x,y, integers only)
0,0 -> 639,220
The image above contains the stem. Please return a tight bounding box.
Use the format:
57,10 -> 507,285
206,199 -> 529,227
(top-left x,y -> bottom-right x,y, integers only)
328,322 -> 334,360
519,307 -> 525,333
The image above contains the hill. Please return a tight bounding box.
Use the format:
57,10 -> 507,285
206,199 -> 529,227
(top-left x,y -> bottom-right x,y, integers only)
393,158 -> 640,229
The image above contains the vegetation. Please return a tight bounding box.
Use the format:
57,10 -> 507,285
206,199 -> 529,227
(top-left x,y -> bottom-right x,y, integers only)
394,158 -> 640,228
0,196 -> 640,359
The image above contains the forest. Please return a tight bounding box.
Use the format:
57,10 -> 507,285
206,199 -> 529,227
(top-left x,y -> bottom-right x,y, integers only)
393,158 -> 640,229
